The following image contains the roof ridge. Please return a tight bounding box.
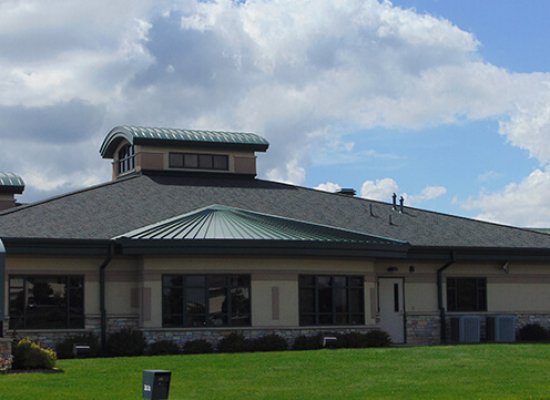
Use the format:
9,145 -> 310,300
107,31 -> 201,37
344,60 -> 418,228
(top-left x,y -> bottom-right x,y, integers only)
0,173 -> 141,216
276,179 -> 550,239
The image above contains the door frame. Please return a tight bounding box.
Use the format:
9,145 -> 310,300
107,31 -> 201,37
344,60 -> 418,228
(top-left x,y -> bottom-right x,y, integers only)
377,276 -> 407,344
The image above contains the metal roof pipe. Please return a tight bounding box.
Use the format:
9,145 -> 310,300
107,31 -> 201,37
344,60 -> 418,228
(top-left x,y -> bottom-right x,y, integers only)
0,239 -> 5,337
99,243 -> 115,351
437,252 -> 456,343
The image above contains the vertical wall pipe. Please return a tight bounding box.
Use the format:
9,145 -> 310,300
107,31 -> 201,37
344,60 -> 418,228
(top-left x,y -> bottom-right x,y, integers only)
99,243 -> 115,350
0,239 -> 5,337
437,252 -> 455,343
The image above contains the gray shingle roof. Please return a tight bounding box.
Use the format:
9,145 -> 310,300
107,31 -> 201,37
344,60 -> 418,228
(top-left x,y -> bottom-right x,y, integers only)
1,173 -> 550,250
100,126 -> 269,158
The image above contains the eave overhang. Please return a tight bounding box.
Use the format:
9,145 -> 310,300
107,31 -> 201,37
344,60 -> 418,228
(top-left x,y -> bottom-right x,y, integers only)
0,238 -> 113,256
409,245 -> 550,262
114,238 -> 410,258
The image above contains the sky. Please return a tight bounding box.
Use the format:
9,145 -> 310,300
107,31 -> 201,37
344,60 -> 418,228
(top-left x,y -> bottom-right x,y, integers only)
1,0 -> 550,227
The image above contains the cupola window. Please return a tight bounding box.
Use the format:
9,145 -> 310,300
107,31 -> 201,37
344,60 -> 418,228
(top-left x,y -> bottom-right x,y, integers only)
118,144 -> 135,174
169,152 -> 228,171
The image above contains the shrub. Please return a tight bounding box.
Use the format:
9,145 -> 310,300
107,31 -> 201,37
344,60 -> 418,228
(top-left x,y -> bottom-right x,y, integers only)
337,332 -> 369,348
106,328 -> 146,356
147,340 -> 180,355
292,334 -> 323,351
518,324 -> 548,342
251,334 -> 288,352
55,332 -> 100,359
217,333 -> 251,353
183,339 -> 214,354
12,338 -> 57,370
365,329 -> 392,347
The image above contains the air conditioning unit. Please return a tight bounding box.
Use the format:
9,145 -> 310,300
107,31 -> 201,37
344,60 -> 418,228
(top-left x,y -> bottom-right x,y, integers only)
487,315 -> 516,342
450,316 -> 481,343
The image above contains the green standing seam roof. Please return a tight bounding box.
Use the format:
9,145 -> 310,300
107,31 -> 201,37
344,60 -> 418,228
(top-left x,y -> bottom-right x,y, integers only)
115,204 -> 408,247
100,126 -> 269,158
0,172 -> 25,192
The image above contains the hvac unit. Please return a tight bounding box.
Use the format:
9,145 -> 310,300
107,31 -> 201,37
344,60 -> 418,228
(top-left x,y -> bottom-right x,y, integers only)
450,316 -> 481,343
487,315 -> 516,342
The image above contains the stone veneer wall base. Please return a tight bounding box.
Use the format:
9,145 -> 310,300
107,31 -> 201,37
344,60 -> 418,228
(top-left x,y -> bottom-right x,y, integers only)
143,327 -> 378,347
0,339 -> 12,372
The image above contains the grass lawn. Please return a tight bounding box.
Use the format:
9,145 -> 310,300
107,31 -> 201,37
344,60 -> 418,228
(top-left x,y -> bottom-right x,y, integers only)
2,344 -> 550,399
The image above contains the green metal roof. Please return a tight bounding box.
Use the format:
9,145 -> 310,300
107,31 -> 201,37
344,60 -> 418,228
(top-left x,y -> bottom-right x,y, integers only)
0,172 -> 24,193
100,125 -> 269,158
115,204 -> 407,246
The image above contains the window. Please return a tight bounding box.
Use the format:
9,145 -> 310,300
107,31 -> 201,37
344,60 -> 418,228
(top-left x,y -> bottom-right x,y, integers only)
162,274 -> 250,327
169,152 -> 228,171
447,277 -> 487,312
118,144 -> 135,174
9,275 -> 84,329
299,275 -> 364,326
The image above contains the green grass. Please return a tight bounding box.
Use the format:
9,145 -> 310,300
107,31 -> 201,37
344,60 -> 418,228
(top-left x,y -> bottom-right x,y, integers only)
2,344 -> 550,399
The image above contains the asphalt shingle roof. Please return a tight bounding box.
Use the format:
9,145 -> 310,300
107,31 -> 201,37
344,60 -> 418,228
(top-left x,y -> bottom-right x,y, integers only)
1,173 -> 550,250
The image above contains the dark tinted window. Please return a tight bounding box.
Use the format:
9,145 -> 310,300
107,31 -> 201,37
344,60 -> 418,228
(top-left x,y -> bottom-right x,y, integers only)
162,274 -> 250,327
9,275 -> 84,330
447,278 -> 487,312
299,275 -> 364,326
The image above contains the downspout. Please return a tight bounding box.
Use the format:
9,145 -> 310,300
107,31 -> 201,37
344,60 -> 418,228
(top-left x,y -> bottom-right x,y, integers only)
437,251 -> 456,343
0,239 -> 5,338
100,243 -> 115,350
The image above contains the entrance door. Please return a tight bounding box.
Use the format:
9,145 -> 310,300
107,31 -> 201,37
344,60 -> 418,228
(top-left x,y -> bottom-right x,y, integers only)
378,278 -> 405,343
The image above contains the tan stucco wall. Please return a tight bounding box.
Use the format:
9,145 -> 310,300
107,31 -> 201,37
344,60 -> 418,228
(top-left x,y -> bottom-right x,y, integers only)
374,260 -> 550,314
4,255 -> 139,324
140,256 -> 376,328
8,253 -> 550,334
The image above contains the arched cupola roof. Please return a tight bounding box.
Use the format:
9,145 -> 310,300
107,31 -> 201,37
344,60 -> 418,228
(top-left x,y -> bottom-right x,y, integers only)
0,172 -> 25,194
100,125 -> 269,158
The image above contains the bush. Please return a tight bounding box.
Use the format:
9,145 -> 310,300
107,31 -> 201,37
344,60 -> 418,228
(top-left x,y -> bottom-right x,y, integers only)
217,333 -> 252,353
183,339 -> 214,354
106,328 -> 146,356
365,329 -> 392,347
518,324 -> 548,342
337,332 -> 370,348
251,334 -> 288,352
55,332 -> 100,359
292,334 -> 323,351
146,340 -> 180,355
12,338 -> 57,370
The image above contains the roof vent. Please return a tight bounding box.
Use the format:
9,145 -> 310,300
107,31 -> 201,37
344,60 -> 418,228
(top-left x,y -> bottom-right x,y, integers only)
338,188 -> 356,197
0,172 -> 25,211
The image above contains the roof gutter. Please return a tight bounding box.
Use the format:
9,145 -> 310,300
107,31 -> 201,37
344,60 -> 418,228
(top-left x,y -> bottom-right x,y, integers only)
0,239 -> 5,337
437,251 -> 455,343
99,243 -> 115,351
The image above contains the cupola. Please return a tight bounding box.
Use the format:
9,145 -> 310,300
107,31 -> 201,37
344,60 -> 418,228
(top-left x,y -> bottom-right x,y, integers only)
0,172 -> 25,211
99,126 -> 269,180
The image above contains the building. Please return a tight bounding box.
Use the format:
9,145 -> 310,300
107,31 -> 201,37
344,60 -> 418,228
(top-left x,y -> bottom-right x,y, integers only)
1,125 -> 550,349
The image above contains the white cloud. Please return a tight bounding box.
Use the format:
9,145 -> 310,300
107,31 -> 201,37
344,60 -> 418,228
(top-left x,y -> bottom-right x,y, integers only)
358,178 -> 446,205
314,182 -> 342,193
1,0 -> 550,210
360,178 -> 399,201
462,168 -> 550,227
404,185 -> 447,205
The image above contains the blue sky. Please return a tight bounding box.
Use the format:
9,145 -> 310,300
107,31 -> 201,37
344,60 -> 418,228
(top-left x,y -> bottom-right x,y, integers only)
1,0 -> 550,226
